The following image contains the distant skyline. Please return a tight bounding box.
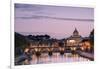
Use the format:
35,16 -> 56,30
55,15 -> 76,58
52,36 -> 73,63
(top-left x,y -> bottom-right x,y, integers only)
15,3 -> 94,39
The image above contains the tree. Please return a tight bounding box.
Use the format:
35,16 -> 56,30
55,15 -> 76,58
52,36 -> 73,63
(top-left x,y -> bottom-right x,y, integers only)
89,29 -> 94,53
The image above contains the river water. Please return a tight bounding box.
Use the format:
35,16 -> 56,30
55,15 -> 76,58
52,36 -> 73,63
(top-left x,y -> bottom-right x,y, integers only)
29,53 -> 90,64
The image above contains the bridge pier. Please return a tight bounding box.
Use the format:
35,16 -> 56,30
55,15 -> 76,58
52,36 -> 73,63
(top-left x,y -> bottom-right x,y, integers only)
48,51 -> 52,56
48,48 -> 53,56
36,51 -> 41,56
60,51 -> 64,55
59,47 -> 65,55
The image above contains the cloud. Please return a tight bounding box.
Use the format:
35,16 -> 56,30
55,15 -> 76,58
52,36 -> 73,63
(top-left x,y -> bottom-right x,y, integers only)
15,3 -> 44,12
15,3 -> 33,8
16,15 -> 94,22
15,4 -> 94,22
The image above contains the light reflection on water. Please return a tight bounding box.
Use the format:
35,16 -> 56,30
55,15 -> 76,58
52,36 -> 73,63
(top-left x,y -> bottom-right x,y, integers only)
30,53 -> 90,64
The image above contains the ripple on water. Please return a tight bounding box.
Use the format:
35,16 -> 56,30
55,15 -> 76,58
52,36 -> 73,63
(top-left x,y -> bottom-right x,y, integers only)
30,53 -> 90,64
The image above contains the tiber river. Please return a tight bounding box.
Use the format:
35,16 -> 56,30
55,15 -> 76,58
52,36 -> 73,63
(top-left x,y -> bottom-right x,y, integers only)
29,53 -> 90,64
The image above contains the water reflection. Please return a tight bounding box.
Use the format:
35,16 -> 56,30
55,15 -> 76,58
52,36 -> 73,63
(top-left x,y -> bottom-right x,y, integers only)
30,53 -> 90,64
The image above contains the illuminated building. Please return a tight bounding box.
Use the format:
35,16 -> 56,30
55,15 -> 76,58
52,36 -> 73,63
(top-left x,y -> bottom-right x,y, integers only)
65,28 -> 82,46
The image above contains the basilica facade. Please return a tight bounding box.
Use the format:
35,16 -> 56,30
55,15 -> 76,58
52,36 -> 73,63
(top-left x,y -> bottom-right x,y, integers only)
65,28 -> 83,46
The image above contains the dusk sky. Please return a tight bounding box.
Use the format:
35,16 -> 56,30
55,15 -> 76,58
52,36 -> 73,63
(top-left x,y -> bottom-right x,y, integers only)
15,3 -> 94,39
